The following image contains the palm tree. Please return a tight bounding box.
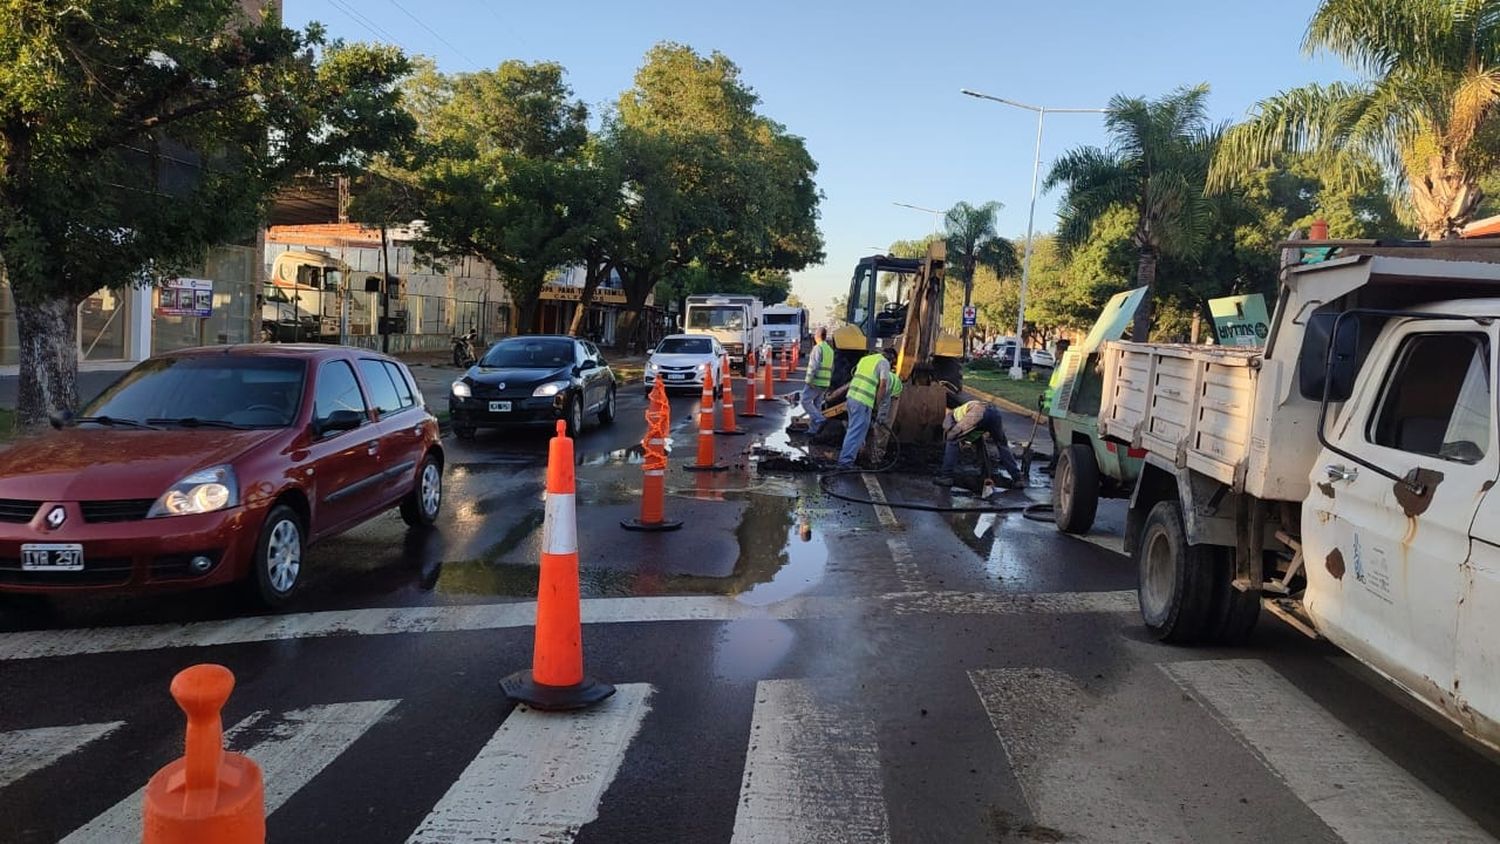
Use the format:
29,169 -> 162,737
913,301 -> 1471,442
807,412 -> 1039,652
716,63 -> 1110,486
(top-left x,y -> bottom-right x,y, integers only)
944,201 -> 1018,350
1210,0 -> 1500,239
1044,85 -> 1219,340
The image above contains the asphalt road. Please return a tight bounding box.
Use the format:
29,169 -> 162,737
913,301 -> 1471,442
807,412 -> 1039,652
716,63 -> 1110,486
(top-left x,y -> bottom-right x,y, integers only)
3,374 -> 1500,843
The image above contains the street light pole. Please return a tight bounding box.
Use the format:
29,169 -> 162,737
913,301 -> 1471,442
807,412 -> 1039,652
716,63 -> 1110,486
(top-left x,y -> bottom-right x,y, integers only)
960,89 -> 1105,379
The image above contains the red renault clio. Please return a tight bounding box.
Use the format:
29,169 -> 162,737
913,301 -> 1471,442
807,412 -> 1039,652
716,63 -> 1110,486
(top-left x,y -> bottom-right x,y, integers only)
0,345 -> 443,607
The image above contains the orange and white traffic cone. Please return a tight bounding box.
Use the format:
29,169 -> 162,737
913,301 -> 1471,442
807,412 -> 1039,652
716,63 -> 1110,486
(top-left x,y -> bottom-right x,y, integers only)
622,379 -> 682,532
685,363 -> 728,472
502,420 -> 615,710
792,340 -> 801,369
741,348 -> 762,418
143,664 -> 265,844
717,356 -> 744,435
760,346 -> 775,401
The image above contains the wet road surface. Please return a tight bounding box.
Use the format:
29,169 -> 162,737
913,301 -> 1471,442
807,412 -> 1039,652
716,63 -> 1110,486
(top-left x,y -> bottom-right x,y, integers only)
4,374 -> 1500,843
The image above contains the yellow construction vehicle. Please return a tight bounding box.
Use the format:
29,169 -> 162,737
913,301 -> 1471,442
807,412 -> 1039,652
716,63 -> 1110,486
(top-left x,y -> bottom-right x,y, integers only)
818,241 -> 964,446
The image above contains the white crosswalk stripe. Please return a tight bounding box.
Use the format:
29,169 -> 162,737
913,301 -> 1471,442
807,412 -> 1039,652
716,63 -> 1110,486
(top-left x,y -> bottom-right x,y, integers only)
62,699 -> 397,844
731,678 -> 891,844
0,722 -> 123,790
408,684 -> 653,843
1165,659 -> 1496,844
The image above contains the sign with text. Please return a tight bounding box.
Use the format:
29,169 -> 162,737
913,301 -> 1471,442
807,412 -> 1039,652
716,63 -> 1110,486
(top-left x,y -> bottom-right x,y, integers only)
961,305 -> 977,327
156,278 -> 213,318
1208,293 -> 1270,347
539,283 -> 627,305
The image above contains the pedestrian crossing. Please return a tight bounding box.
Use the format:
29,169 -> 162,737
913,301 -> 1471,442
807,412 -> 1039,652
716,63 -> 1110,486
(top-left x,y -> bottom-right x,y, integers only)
3,657 -> 1493,843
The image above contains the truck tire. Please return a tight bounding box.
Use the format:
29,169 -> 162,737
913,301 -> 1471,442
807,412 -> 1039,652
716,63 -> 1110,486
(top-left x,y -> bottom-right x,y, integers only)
1053,444 -> 1099,534
1205,548 -> 1262,645
1136,500 -> 1215,644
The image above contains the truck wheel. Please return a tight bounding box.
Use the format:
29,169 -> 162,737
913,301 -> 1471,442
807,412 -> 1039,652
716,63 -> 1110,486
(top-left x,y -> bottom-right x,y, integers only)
1205,548 -> 1262,645
1137,500 -> 1215,644
1053,444 -> 1099,534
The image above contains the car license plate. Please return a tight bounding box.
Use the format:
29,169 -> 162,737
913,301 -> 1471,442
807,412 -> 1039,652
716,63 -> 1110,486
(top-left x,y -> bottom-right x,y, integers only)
667,373 -> 687,381
488,400 -> 512,412
21,544 -> 84,572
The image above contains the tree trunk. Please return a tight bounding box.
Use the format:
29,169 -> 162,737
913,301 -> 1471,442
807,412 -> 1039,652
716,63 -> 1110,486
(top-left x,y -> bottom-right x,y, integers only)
516,295 -> 540,336
16,296 -> 80,430
567,260 -> 608,337
1411,154 -> 1483,239
1132,246 -> 1158,341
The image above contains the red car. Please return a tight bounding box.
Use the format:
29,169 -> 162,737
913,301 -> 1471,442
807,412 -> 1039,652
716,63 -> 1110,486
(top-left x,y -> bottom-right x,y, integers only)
0,345 -> 443,607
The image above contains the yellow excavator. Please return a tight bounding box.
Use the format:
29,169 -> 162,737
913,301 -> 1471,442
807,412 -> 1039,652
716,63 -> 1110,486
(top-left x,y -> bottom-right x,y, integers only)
816,241 -> 964,448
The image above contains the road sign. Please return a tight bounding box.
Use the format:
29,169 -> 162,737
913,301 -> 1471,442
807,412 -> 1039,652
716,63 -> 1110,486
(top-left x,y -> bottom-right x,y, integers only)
961,306 -> 977,327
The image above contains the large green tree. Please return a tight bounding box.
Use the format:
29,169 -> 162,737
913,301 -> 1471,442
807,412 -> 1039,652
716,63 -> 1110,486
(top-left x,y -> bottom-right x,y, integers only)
607,43 -> 823,347
1210,0 -> 1500,239
1044,85 -> 1220,339
943,201 -> 1017,351
0,1 -> 411,427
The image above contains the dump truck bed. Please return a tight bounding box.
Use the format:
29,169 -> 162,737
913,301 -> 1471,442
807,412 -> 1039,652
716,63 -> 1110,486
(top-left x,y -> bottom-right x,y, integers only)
1098,342 -> 1265,490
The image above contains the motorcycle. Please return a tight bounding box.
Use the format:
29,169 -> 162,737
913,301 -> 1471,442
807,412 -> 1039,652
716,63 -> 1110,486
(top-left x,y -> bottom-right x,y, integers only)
452,329 -> 478,368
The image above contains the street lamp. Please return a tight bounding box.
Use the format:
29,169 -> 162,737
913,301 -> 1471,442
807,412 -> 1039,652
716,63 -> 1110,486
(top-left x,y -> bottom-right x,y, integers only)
892,201 -> 945,236
961,89 -> 1106,379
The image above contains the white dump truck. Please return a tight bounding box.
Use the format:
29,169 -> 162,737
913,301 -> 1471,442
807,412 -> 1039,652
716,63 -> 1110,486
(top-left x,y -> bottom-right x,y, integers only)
683,293 -> 763,372
762,303 -> 809,352
1096,241 -> 1500,750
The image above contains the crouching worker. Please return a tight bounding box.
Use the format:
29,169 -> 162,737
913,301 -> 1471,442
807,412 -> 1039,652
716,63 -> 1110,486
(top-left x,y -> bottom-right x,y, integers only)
935,399 -> 1026,489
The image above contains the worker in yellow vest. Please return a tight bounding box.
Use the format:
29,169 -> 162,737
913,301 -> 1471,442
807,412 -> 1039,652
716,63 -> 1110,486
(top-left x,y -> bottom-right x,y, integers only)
801,327 -> 834,435
936,399 -> 1026,489
838,349 -> 890,468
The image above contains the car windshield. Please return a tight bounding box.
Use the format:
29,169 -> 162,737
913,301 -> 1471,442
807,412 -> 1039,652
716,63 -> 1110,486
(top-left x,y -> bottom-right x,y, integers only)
688,307 -> 745,330
764,314 -> 798,325
85,357 -> 306,428
657,338 -> 713,355
482,338 -> 575,368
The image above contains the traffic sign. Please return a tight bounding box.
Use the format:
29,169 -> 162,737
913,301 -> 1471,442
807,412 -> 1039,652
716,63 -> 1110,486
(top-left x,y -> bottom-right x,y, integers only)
961,306 -> 977,327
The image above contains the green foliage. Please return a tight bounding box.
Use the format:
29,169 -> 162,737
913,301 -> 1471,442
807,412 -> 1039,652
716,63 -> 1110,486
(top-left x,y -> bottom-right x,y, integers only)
0,1 -> 413,305
944,200 -> 1018,292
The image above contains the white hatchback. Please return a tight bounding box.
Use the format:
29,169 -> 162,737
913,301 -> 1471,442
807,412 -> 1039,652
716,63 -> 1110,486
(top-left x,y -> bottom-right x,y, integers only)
644,334 -> 726,390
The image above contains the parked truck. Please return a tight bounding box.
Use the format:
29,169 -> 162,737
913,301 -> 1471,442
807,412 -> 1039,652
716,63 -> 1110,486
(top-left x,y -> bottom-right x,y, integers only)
762,303 -> 809,353
683,294 -> 763,372
1093,239 -> 1500,750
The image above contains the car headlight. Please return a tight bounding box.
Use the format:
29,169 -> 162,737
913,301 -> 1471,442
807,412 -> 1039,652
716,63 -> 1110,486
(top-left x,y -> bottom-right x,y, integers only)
148,465 -> 239,518
533,381 -> 569,398
646,361 -> 658,373
451,380 -> 472,398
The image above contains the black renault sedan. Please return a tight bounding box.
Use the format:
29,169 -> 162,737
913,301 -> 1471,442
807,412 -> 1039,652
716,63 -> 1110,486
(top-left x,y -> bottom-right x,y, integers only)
448,336 -> 617,439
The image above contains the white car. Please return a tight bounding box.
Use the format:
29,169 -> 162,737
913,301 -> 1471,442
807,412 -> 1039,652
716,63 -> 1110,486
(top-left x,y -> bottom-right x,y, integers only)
1031,349 -> 1056,369
644,334 -> 726,390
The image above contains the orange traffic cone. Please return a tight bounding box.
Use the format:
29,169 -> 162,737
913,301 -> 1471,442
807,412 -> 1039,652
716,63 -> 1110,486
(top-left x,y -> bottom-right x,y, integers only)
760,346 -> 775,401
792,340 -> 801,369
622,379 -> 682,532
717,356 -> 744,435
502,420 -> 615,710
143,664 -> 265,844
685,363 -> 727,472
741,348 -> 762,418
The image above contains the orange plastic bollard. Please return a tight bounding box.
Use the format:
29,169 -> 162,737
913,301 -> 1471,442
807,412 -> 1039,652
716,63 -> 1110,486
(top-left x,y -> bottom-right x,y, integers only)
717,356 -> 744,435
142,664 -> 265,844
685,363 -> 727,472
501,420 -> 615,710
622,379 -> 682,531
792,340 -> 801,369
761,346 -> 775,401
740,349 -> 762,418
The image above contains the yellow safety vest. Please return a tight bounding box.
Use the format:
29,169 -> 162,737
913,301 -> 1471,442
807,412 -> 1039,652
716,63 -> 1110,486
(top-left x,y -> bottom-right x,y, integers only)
806,341 -> 834,388
886,371 -> 903,398
849,354 -> 883,408
953,401 -> 979,422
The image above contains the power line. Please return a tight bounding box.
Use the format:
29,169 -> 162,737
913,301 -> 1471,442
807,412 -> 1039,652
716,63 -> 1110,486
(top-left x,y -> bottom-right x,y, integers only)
324,0 -> 406,49
386,0 -> 481,68
482,3 -> 531,51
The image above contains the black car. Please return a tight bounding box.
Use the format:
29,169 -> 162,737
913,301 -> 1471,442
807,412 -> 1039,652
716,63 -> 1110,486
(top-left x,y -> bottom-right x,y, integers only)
449,335 -> 617,439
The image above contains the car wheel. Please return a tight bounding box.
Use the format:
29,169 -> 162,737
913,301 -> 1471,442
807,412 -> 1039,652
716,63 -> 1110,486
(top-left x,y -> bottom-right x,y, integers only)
565,393 -> 585,438
250,505 -> 304,609
598,386 -> 617,424
400,453 -> 443,528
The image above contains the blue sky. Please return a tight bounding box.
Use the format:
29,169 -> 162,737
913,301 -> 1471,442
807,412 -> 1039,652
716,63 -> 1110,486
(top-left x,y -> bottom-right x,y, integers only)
286,1 -> 1354,319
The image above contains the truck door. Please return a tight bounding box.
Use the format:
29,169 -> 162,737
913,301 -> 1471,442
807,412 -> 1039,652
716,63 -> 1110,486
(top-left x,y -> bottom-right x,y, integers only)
1460,474 -> 1500,745
1305,322 -> 1496,707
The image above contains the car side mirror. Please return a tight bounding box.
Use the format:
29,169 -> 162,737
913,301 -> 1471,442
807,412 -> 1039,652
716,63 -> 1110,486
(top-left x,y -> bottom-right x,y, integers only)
318,409 -> 363,435
1299,312 -> 1363,402
578,360 -> 597,372
1325,317 -> 1361,402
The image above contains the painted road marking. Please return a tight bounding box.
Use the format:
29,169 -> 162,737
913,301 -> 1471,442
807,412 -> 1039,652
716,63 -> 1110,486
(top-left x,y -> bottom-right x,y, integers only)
860,473 -> 923,591
0,722 -> 123,790
730,678 -> 891,843
1164,660 -> 1496,844
0,591 -> 1138,661
407,684 -> 652,843
969,668 -> 1186,841
63,699 -> 397,844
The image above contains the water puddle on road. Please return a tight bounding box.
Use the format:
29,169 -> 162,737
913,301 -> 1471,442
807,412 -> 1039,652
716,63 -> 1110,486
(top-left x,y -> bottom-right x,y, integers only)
735,518 -> 828,607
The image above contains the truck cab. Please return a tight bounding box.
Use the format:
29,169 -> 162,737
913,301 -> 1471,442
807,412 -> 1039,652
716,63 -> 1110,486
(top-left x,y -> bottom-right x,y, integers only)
762,304 -> 808,353
683,294 -> 763,372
